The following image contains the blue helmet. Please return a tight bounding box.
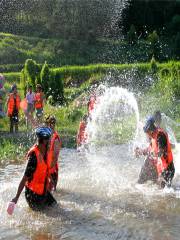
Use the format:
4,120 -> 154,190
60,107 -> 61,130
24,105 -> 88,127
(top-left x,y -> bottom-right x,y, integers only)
143,116 -> 156,133
35,127 -> 52,139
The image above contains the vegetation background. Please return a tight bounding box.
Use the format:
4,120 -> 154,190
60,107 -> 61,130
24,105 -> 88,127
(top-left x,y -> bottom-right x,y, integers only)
0,0 -> 180,161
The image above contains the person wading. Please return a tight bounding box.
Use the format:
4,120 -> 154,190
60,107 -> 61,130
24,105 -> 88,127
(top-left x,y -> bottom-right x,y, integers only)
76,114 -> 88,148
45,115 -> 61,191
135,117 -> 175,188
11,127 -> 57,211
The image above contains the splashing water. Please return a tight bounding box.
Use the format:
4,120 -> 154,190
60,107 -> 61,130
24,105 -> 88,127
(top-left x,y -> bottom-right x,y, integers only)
82,86 -> 141,196
87,86 -> 139,148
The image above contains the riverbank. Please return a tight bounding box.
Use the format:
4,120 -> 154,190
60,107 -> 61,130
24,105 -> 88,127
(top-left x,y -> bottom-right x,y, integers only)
0,130 -> 76,164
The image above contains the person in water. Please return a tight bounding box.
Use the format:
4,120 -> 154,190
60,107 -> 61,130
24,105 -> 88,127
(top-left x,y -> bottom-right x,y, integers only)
88,93 -> 97,115
7,84 -> 21,133
45,115 -> 61,191
11,127 -> 57,211
76,114 -> 88,148
135,117 -> 175,188
153,110 -> 176,149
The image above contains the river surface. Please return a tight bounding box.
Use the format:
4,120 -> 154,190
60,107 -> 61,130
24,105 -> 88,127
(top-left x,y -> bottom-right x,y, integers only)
1,145 -> 180,240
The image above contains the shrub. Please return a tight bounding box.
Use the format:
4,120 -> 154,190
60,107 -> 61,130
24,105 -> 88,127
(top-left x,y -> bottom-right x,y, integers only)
48,71 -> 64,105
41,61 -> 50,95
24,59 -> 38,90
127,24 -> 137,44
147,30 -> 160,59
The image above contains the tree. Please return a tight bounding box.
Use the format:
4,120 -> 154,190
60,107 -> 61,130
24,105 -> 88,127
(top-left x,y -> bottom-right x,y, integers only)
24,59 -> 38,90
40,61 -> 50,96
49,71 -> 64,105
147,30 -> 160,59
127,24 -> 137,44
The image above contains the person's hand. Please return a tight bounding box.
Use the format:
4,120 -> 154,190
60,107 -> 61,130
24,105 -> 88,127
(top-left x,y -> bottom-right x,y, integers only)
11,197 -> 18,204
157,175 -> 166,189
134,147 -> 141,158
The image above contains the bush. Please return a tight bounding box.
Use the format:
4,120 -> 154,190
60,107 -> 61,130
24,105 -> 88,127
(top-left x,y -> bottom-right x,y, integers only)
41,61 -> 50,95
150,56 -> 158,73
3,72 -> 21,82
147,30 -> 160,59
156,62 -> 180,100
0,64 -> 24,73
24,59 -> 39,90
48,71 -> 64,105
127,24 -> 137,44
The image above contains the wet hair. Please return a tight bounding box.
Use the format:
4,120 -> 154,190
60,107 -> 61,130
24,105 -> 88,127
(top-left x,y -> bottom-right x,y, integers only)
143,117 -> 156,133
83,114 -> 88,122
45,115 -> 56,125
11,84 -> 17,91
153,111 -> 161,123
36,84 -> 42,89
35,127 -> 52,139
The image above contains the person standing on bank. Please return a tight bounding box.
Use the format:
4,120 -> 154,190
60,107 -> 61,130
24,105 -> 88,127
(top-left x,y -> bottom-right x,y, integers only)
26,85 -> 35,128
11,127 -> 57,211
7,84 -> 21,133
34,84 -> 45,125
45,115 -> 61,191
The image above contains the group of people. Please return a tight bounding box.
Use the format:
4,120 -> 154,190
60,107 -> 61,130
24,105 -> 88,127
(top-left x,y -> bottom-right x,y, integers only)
76,93 -> 98,148
77,97 -> 176,189
6,83 -> 45,133
5,86 -> 176,213
11,115 -> 61,211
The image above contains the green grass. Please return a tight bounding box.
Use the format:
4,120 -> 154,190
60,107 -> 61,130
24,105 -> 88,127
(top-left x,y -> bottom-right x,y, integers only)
0,60 -> 180,162
0,32 -> 177,71
0,137 -> 27,164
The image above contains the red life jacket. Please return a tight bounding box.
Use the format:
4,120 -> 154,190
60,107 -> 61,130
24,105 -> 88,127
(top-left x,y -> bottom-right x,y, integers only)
26,144 -> 48,195
7,93 -> 21,116
34,92 -> 43,109
150,128 -> 173,176
77,121 -> 88,145
88,96 -> 96,113
47,131 -> 61,175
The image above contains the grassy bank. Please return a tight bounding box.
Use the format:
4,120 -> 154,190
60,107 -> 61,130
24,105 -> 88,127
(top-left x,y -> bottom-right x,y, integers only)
0,32 -> 176,70
0,61 -> 180,161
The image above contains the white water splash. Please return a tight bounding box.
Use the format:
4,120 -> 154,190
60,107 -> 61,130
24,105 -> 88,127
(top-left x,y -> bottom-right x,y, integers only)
86,86 -> 139,148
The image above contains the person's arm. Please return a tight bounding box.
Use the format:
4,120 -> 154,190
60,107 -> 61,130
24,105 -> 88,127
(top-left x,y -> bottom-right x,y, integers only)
134,147 -> 149,158
11,175 -> 28,204
51,139 -> 61,168
76,122 -> 82,146
11,152 -> 37,204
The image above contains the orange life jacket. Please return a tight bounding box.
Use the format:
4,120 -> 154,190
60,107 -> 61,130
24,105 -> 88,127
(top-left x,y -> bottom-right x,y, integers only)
47,131 -> 61,175
34,92 -> 43,109
150,128 -> 173,176
77,121 -> 88,145
7,93 -> 21,116
26,144 -> 48,195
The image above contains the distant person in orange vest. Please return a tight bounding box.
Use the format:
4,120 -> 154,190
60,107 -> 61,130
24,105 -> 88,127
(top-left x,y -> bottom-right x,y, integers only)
26,85 -> 35,128
11,127 -> 57,211
7,84 -> 21,133
0,74 -> 6,118
88,94 -> 97,115
34,84 -> 45,125
135,117 -> 175,188
77,114 -> 88,148
45,115 -> 61,191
